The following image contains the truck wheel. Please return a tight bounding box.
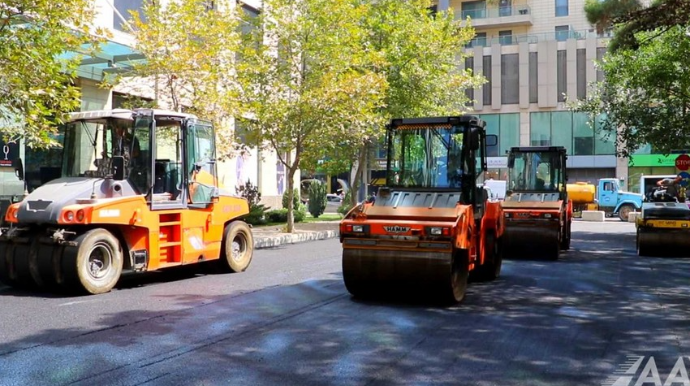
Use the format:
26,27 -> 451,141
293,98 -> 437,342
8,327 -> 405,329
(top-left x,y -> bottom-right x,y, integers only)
441,249 -> 469,304
219,221 -> 254,273
472,233 -> 502,282
61,229 -> 123,295
618,204 -> 634,222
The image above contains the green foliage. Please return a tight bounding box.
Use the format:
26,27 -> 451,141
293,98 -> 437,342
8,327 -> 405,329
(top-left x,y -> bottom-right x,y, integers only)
0,1 -> 106,148
337,189 -> 356,216
266,206 -> 306,223
282,188 -> 301,210
236,0 -> 389,232
584,0 -> 641,34
584,0 -> 690,52
300,0 -> 485,205
123,0 -> 242,159
569,25 -> 690,157
237,180 -> 268,225
307,180 -> 327,218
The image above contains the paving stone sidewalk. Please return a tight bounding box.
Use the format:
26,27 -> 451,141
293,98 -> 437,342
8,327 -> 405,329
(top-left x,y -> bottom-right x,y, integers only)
251,220 -> 341,249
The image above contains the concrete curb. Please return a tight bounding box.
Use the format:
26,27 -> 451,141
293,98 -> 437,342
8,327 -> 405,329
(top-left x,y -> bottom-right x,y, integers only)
254,230 -> 340,249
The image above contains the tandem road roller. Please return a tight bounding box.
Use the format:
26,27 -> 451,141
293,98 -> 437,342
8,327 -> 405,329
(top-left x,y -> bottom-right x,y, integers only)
501,146 -> 572,260
339,116 -> 505,304
636,179 -> 690,257
0,109 -> 254,295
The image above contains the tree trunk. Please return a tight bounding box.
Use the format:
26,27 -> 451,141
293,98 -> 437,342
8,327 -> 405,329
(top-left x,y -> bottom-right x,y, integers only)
350,148 -> 367,208
285,152 -> 296,233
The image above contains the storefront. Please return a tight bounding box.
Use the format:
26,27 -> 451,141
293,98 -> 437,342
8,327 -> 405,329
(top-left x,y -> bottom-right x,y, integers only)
627,154 -> 678,193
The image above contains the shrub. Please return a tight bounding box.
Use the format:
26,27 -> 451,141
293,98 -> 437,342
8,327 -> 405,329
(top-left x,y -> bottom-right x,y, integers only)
266,205 -> 306,223
237,180 -> 268,226
307,180 -> 327,218
337,189 -> 356,216
282,188 -> 301,210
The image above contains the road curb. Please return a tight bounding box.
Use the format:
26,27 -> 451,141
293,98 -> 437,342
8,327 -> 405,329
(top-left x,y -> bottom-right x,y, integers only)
254,230 -> 340,249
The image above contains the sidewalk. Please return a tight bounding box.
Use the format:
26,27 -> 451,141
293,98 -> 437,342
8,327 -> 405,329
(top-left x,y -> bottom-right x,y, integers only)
251,220 -> 341,249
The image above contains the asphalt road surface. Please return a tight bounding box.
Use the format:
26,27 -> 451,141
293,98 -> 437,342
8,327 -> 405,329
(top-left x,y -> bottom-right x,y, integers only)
1,220 -> 690,386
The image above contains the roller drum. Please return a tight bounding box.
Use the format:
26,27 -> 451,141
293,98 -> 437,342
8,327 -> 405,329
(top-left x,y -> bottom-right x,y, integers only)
637,227 -> 690,257
342,247 -> 453,298
503,223 -> 560,260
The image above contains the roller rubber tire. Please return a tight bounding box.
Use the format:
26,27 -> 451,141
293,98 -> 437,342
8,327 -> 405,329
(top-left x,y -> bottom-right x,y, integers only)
218,221 -> 254,273
440,249 -> 469,304
473,233 -> 502,282
12,241 -> 37,289
560,221 -> 571,250
61,228 -> 123,295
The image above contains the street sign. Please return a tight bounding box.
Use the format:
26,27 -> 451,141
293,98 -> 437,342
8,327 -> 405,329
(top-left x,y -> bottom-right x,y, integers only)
679,171 -> 690,187
675,154 -> 690,171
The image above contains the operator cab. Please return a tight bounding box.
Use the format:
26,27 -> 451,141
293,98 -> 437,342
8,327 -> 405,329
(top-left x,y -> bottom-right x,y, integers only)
378,116 -> 496,217
506,146 -> 568,202
25,109 -> 219,210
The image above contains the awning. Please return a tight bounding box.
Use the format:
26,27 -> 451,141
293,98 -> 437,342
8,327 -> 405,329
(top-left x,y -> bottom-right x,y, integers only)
59,40 -> 146,82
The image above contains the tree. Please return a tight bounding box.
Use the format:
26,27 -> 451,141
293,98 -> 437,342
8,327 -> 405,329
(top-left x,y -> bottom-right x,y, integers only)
570,25 -> 690,157
301,0 -> 484,208
0,1 -> 105,148
585,0 -> 690,52
119,0 -> 243,159
236,0 -> 388,233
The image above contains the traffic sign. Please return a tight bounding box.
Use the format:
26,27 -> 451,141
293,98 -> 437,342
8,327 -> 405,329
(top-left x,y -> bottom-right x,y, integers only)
676,154 -> 690,171
679,171 -> 690,187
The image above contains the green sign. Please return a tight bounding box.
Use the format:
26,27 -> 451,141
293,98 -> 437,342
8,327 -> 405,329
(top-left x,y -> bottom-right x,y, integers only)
629,154 -> 677,167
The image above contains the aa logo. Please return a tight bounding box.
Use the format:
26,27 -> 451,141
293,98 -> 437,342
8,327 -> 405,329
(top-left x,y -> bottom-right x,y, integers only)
603,356 -> 690,386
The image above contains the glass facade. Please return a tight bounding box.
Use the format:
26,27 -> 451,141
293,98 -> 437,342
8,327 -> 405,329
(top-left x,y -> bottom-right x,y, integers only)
478,113 -> 519,157
529,112 -> 615,156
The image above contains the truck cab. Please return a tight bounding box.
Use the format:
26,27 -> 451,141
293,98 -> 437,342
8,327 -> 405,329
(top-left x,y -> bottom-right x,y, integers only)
597,178 -> 643,221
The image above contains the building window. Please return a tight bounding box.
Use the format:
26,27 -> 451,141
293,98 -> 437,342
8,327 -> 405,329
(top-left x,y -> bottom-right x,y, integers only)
555,25 -> 570,42
499,0 -> 512,16
501,54 -> 519,105
483,56 -> 492,106
555,0 -> 568,17
113,0 -> 144,32
573,113 -> 594,155
596,47 -> 607,82
466,32 -> 487,48
529,52 -> 538,103
477,113 -> 519,157
498,30 -> 513,45
557,50 -> 567,102
465,57 -> 475,106
530,112 -> 552,146
461,1 -> 486,19
576,48 -> 586,100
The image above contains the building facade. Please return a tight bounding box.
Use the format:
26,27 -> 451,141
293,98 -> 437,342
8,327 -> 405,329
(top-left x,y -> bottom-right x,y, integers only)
427,0 -> 622,186
5,0 -> 289,209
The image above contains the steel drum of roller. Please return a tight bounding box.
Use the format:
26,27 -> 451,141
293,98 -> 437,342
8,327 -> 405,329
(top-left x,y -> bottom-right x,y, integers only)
502,221 -> 561,260
342,247 -> 456,298
636,201 -> 690,257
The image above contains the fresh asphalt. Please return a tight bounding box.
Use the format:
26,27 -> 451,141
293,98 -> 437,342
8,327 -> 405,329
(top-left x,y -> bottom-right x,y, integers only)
1,220 -> 690,386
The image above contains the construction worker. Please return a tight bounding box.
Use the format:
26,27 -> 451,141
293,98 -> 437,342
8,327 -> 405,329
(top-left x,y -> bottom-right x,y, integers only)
654,176 -> 683,202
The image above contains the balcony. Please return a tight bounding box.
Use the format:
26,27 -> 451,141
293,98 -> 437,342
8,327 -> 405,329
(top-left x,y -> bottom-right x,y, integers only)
464,29 -> 613,48
456,5 -> 533,28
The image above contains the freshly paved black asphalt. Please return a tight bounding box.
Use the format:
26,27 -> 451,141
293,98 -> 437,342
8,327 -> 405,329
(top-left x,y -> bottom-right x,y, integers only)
1,221 -> 689,386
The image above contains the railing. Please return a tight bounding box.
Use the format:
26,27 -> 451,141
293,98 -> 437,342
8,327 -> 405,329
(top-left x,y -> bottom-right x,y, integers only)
465,29 -> 614,48
457,4 -> 531,20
